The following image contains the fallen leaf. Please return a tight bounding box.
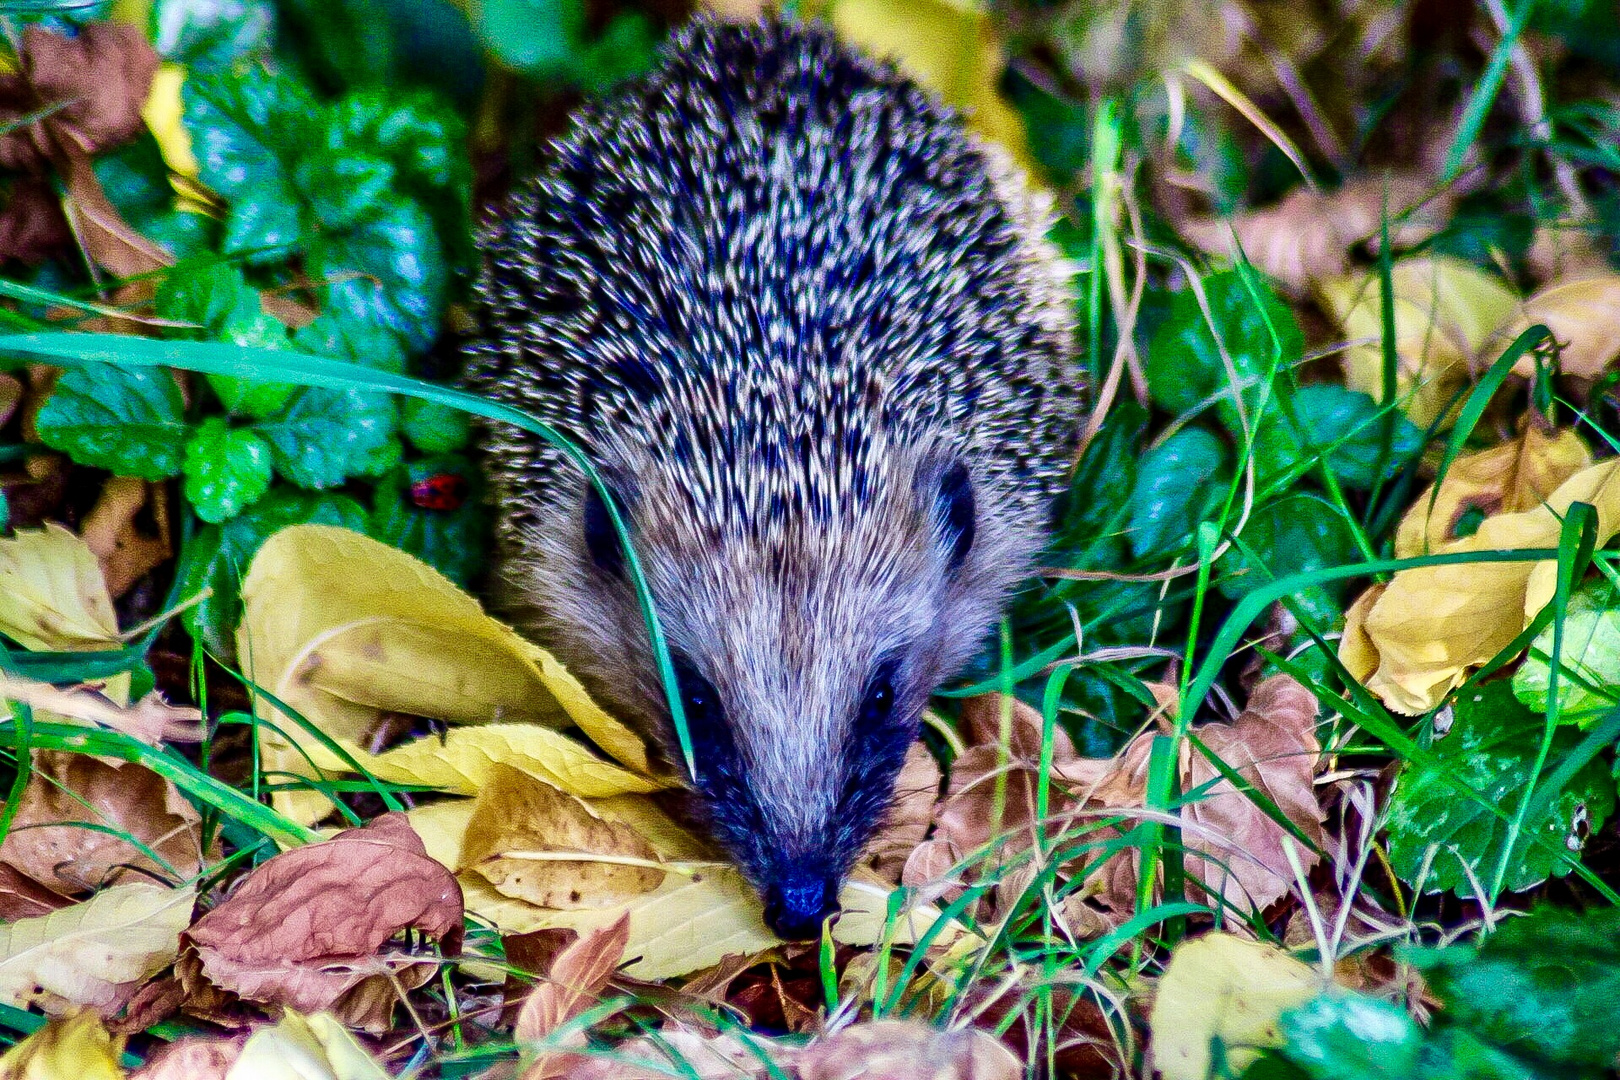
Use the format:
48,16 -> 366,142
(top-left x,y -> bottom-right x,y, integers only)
517,914 -> 631,1080
141,64 -> 197,179
1318,256 -> 1519,429
1526,225 -> 1611,284
0,374 -> 22,430
0,179 -> 71,265
0,675 -> 204,744
567,1026 -> 785,1080
0,1010 -> 124,1080
1394,425 -> 1593,557
1148,933 -> 1326,1080
0,23 -> 158,170
181,813 -> 462,1033
1506,274 -> 1620,379
129,1035 -> 244,1080
461,765 -> 665,908
225,1012 -> 388,1080
861,739 -> 941,882
1346,458 -> 1620,713
0,750 -> 210,894
0,881 -> 194,1015
80,477 -> 172,600
0,524 -> 120,652
0,865 -> 71,922
237,524 -> 656,825
797,1020 -> 1021,1080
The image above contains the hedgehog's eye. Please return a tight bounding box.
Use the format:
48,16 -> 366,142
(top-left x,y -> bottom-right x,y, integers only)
857,662 -> 898,730
582,483 -> 625,579
934,461 -> 975,570
673,660 -> 723,732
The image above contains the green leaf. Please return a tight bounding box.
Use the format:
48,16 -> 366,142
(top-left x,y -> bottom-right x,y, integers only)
35,363 -> 189,480
1143,272 -> 1301,418
305,198 -> 446,353
178,489 -> 368,658
369,454 -> 486,585
1217,494 -> 1359,626
1271,994 -> 1425,1079
1512,583 -> 1620,725
156,263 -> 298,417
1384,682 -> 1615,898
252,386 -> 396,489
476,0 -> 584,75
1127,426 -> 1231,560
93,135 -> 217,259
151,0 -> 276,68
1253,385 -> 1425,489
1405,905 -> 1620,1074
400,396 -> 470,453
184,70 -> 314,260
182,417 -> 273,523
293,149 -> 395,232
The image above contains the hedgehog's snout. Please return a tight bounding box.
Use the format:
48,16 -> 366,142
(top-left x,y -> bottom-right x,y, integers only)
762,868 -> 839,941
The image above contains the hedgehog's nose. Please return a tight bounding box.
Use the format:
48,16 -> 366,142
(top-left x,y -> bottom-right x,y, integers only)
762,872 -> 839,941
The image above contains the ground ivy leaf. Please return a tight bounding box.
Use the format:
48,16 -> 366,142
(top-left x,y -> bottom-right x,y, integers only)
152,0 -> 276,68
1512,582 -> 1620,725
1217,493 -> 1359,627
183,69 -> 314,260
1144,270 -> 1303,418
291,311 -> 408,373
178,489 -> 368,658
156,261 -> 258,336
1252,384 -> 1426,489
1405,905 -> 1620,1074
35,364 -> 189,481
1270,994 -> 1425,1079
182,417 -> 273,524
400,397 -> 471,454
369,455 -> 486,585
253,387 -> 396,489
93,135 -> 218,259
305,198 -> 446,353
293,148 -> 395,232
1127,425 -> 1231,560
1384,681 -> 1615,898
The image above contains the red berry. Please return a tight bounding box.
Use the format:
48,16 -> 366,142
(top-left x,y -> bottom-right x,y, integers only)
409,473 -> 468,511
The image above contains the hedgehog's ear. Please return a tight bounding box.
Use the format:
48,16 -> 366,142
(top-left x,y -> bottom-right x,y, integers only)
583,481 -> 628,579
932,460 -> 975,571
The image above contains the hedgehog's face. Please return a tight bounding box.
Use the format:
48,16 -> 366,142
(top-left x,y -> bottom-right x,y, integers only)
550,446 -> 1036,941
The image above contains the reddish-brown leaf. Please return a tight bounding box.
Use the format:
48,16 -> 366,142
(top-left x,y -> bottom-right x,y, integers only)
517,914 -> 630,1080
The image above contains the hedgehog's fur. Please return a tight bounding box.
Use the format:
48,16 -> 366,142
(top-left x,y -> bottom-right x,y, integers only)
465,17 -> 1082,938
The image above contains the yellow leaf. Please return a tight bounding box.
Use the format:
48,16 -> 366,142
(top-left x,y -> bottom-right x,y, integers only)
1149,933 -> 1325,1080
0,882 -> 194,1014
1508,274 -> 1620,379
1347,458 -> 1620,713
0,1011 -> 124,1080
226,1012 -> 388,1080
459,764 -> 665,907
237,525 -> 657,823
1394,426 -> 1593,558
1318,256 -> 1519,429
0,525 -> 120,653
141,64 -> 197,180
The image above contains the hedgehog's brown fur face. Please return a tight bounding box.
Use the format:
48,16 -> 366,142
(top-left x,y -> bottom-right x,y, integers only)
504,432 -> 1044,939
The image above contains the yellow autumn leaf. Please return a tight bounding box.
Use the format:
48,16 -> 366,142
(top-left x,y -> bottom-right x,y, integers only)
237,524 -> 655,823
0,882 -> 194,1014
0,1011 -> 124,1080
1394,426 -> 1593,557
1149,933 -> 1326,1080
141,64 -> 198,179
1317,256 -> 1519,429
1346,458 -> 1620,714
0,525 -> 120,653
1508,274 -> 1620,379
228,1012 -> 389,1080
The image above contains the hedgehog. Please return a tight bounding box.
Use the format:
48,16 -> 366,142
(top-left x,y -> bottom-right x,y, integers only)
464,16 -> 1083,941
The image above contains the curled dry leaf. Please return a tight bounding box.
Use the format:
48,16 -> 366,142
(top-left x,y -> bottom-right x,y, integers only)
1149,932 -> 1326,1080
0,865 -> 71,922
1317,256 -> 1519,429
80,477 -> 172,601
1394,425 -> 1592,558
0,750 -> 210,894
225,1011 -> 389,1080
1506,274 -> 1620,380
237,524 -> 656,825
180,813 -> 462,1034
862,739 -> 941,882
797,1020 -> 1021,1080
1344,458 -> 1620,713
0,675 -> 204,743
0,1010 -> 124,1080
0,524 -> 120,652
0,881 -> 194,1016
516,914 -> 631,1080
0,23 -> 158,170
461,765 -> 665,908
128,1034 -> 245,1080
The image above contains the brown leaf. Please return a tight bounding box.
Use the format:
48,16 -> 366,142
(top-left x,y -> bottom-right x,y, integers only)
566,1026 -> 785,1080
0,751 -> 210,894
61,147 -> 171,280
862,739 -> 941,882
80,477 -> 173,600
1508,274 -> 1620,380
460,764 -> 665,908
796,1020 -> 1022,1080
0,864 -> 71,922
181,813 -> 463,1034
0,23 -> 158,170
0,180 -> 70,265
128,1035 -> 244,1080
517,914 -> 630,1080
0,373 -> 21,432
0,676 -> 205,744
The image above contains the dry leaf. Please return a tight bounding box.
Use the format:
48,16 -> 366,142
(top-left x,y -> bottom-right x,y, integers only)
141,64 -> 197,179
0,865 -> 71,922
224,1012 -> 389,1080
517,915 -> 630,1080
0,23 -> 157,170
862,739 -> 942,882
1347,458 -> 1620,713
461,765 -> 665,908
237,524 -> 654,825
797,1020 -> 1021,1080
0,180 -> 70,265
129,1035 -> 244,1080
181,813 -> 462,1033
0,675 -> 204,744
567,1026 -> 783,1080
0,1010 -> 124,1080
0,751 -> 209,894
0,881 -> 193,1015
1526,225 -> 1611,284
1507,274 -> 1620,379
1318,256 -> 1519,429
1395,425 -> 1593,557
0,524 -> 120,652
1149,933 -> 1326,1080
0,374 -> 22,431
80,477 -> 171,600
